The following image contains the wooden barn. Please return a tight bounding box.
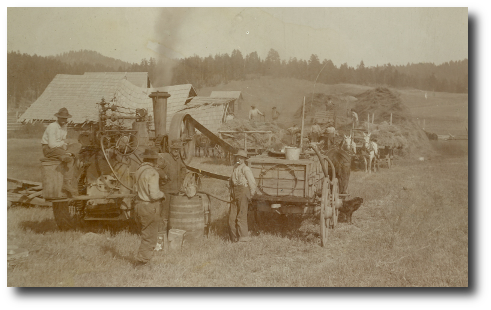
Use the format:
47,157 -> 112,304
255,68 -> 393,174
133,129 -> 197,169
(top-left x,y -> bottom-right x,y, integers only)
210,91 -> 243,112
177,96 -> 236,134
18,72 -> 197,134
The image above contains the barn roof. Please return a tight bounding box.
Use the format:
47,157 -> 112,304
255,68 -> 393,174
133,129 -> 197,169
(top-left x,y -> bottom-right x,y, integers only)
19,74 -> 197,130
177,96 -> 235,133
84,72 -> 150,88
210,91 -> 243,100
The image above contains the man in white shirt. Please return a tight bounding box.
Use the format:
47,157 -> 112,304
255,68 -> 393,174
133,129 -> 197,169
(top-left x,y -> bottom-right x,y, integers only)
229,150 -> 257,242
133,148 -> 166,266
248,105 -> 264,124
351,109 -> 359,128
310,120 -> 322,143
41,108 -> 80,197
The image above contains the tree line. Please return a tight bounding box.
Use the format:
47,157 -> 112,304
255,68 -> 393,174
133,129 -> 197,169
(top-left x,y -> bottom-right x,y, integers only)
171,49 -> 468,93
7,49 -> 467,110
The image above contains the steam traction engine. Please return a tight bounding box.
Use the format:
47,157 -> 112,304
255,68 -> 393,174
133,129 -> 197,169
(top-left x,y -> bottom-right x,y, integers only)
47,91 -> 215,231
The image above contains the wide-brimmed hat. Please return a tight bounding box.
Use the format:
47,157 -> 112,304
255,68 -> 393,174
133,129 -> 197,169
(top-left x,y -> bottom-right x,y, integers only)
141,148 -> 159,159
234,150 -> 248,159
251,105 -> 256,108
54,107 -> 72,118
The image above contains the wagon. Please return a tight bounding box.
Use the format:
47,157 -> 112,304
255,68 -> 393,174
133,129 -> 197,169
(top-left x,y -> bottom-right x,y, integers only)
247,145 -> 347,246
377,144 -> 395,169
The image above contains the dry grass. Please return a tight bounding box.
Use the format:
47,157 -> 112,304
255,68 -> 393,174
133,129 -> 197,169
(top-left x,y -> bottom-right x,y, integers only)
7,139 -> 468,287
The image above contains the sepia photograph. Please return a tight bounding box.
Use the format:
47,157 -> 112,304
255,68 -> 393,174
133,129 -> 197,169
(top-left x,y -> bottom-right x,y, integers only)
6,5 -> 470,291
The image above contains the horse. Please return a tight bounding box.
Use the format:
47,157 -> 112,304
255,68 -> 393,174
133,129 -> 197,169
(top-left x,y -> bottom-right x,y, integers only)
195,133 -> 212,157
362,132 -> 379,173
341,135 -> 357,154
325,147 -> 352,195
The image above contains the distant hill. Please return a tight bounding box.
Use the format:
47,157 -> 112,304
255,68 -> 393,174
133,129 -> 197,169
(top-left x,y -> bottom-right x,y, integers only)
198,76 -> 468,135
51,50 -> 134,71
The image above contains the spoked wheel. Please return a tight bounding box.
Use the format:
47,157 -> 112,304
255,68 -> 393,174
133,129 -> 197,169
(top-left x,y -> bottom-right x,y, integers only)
52,200 -> 84,231
169,113 -> 196,165
320,178 -> 331,247
99,135 -> 133,192
115,133 -> 139,156
330,178 -> 340,229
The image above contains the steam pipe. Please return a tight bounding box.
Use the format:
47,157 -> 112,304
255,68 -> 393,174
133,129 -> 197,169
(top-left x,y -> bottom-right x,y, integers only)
149,91 -> 171,137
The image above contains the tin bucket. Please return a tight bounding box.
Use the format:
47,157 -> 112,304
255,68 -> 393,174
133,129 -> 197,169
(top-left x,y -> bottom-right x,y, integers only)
40,159 -> 65,199
284,147 -> 301,160
168,228 -> 186,251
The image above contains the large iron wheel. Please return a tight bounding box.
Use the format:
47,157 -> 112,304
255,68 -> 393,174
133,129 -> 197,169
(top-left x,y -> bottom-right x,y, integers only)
169,113 -> 196,164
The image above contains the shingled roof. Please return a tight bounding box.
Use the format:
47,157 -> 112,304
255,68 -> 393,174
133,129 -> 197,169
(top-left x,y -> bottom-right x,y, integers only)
19,74 -> 197,130
177,96 -> 234,133
84,72 -> 150,88
210,91 -> 243,100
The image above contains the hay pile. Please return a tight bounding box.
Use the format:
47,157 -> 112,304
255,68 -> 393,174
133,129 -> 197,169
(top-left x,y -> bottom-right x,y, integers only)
294,93 -> 348,119
218,119 -> 287,149
352,87 -> 433,158
353,87 -> 409,123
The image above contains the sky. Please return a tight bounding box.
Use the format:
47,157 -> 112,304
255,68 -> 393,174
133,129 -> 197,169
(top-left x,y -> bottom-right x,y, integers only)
7,7 -> 468,67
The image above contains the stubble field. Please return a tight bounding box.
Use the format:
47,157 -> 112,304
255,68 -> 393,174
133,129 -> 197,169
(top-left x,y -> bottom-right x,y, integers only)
7,139 -> 468,287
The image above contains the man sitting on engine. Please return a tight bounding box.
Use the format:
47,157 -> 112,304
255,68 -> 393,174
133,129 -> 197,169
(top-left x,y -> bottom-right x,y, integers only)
41,107 -> 81,197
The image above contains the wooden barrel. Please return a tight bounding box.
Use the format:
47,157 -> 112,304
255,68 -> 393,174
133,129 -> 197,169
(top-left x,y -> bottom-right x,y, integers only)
168,194 -> 206,240
40,159 -> 65,199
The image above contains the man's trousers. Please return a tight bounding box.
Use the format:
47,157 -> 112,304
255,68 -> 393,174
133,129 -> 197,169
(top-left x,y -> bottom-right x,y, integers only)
229,185 -> 251,242
134,200 -> 161,263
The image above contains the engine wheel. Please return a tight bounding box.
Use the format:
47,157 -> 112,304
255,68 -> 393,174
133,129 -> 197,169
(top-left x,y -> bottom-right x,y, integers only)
52,201 -> 84,231
169,113 -> 195,164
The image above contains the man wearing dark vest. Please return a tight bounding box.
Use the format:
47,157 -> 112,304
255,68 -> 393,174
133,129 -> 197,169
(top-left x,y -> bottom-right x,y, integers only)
133,148 -> 166,267
157,140 -> 187,231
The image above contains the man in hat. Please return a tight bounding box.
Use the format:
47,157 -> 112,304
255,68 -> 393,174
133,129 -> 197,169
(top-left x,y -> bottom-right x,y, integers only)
157,140 -> 187,234
324,122 -> 337,149
248,105 -> 264,125
287,123 -> 300,146
229,150 -> 257,242
134,148 -> 166,267
309,120 -> 322,143
271,106 -> 280,125
351,109 -> 359,128
41,107 -> 81,197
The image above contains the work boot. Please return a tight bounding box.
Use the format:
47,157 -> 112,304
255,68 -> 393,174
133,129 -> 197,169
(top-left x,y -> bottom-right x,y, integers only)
62,179 -> 78,198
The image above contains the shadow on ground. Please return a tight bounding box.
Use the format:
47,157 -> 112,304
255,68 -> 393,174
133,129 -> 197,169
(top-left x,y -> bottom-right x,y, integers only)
20,219 -> 59,234
209,206 -> 321,244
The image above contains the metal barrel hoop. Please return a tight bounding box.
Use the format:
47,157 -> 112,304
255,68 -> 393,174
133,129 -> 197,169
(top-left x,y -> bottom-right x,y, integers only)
257,164 -> 298,196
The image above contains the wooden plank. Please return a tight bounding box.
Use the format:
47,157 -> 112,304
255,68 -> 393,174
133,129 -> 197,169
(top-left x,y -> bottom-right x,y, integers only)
7,178 -> 42,187
7,192 -> 52,207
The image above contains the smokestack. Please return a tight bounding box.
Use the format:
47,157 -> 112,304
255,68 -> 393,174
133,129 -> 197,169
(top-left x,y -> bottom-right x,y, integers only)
149,91 -> 171,137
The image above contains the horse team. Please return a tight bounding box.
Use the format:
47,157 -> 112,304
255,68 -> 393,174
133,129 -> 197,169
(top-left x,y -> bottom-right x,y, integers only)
342,132 -> 379,173
195,133 -> 226,159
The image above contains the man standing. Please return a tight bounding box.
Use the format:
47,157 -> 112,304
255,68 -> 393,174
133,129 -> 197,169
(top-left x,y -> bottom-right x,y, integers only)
41,107 -> 80,197
271,106 -> 280,125
229,150 -> 257,242
134,148 -> 166,267
157,140 -> 187,232
309,120 -> 322,143
248,105 -> 264,124
324,122 -> 337,149
287,124 -> 300,146
351,109 -> 359,128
